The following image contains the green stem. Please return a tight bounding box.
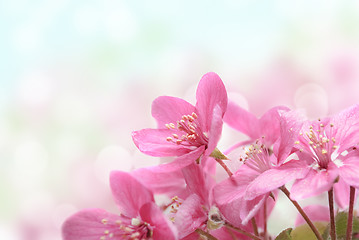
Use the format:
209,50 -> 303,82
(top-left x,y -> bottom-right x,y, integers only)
346,186 -> 356,240
280,186 -> 324,240
328,188 -> 336,240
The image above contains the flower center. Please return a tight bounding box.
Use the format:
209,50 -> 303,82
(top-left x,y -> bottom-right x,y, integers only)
298,120 -> 338,169
100,216 -> 153,240
240,140 -> 272,173
165,112 -> 208,147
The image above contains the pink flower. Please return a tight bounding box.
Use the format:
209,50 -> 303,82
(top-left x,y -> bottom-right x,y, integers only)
132,72 -> 227,170
62,171 -> 177,240
287,104 -> 359,200
173,163 -> 252,240
213,110 -> 306,224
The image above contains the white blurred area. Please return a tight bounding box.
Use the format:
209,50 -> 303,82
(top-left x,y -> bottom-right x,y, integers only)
2,0 -> 359,239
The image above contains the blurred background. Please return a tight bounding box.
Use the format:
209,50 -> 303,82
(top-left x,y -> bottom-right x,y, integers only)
2,0 -> 359,239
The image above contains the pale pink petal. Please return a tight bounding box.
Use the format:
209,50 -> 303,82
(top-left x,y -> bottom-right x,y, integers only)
331,104 -> 359,153
110,171 -> 154,217
139,202 -> 178,240
195,72 -> 227,132
204,104 -> 224,161
152,96 -> 195,128
180,232 -> 202,240
258,106 -> 290,146
131,166 -> 186,196
217,195 -> 245,227
245,160 -> 309,200
294,205 -> 329,226
211,226 -> 253,240
240,194 -> 268,225
334,178 -> 352,209
338,152 -> 359,188
147,146 -> 205,172
132,129 -> 192,157
290,164 -> 339,200
214,164 -> 259,206
181,163 -> 211,205
254,193 -> 277,229
62,209 -> 127,240
223,101 -> 258,139
175,194 -> 207,238
274,110 -> 304,164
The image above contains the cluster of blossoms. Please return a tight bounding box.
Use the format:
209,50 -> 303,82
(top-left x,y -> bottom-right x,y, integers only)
62,72 -> 359,240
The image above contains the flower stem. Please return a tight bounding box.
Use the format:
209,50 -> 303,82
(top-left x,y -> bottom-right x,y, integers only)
215,158 -> 233,177
195,229 -> 218,240
263,200 -> 268,240
280,186 -> 324,240
225,222 -> 262,240
346,186 -> 356,240
251,218 -> 259,237
328,188 -> 336,240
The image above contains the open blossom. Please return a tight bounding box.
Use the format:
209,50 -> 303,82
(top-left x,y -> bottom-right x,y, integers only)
173,163 -> 252,240
62,171 -> 177,240
213,110 -> 307,224
132,72 -> 227,170
286,104 -> 359,200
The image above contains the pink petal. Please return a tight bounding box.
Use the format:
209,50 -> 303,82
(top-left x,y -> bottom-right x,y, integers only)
180,232 -> 202,240
258,106 -> 290,146
195,72 -> 228,132
294,205 -> 329,226
215,196 -> 245,227
334,178 -> 351,209
152,96 -> 195,128
223,101 -> 259,139
62,209 -> 126,240
131,166 -> 186,196
290,164 -> 339,200
175,194 -> 207,238
139,202 -> 178,240
110,171 -> 154,217
338,152 -> 359,188
331,104 -> 359,152
211,226 -> 253,240
214,165 -> 258,206
274,110 -> 304,164
240,195 -> 268,225
204,104 -> 224,161
245,160 -> 309,200
181,163 -> 211,204
132,128 -> 192,157
146,145 -> 205,172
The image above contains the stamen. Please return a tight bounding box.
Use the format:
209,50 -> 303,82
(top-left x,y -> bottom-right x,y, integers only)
101,219 -> 108,224
164,112 -> 208,147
